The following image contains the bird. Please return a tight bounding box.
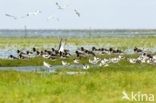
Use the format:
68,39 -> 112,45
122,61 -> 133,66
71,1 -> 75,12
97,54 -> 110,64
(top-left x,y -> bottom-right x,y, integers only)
62,60 -> 70,66
128,58 -> 136,64
74,9 -> 80,17
21,10 -> 42,18
5,13 -> 17,20
73,59 -> 79,64
56,2 -> 63,9
47,16 -> 60,21
27,10 -> 41,16
43,61 -> 52,68
58,38 -> 65,53
9,55 -> 18,59
83,64 -> 90,70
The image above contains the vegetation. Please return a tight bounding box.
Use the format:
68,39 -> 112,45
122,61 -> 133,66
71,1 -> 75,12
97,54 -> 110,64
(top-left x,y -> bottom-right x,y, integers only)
0,36 -> 156,49
0,37 -> 156,103
0,63 -> 156,103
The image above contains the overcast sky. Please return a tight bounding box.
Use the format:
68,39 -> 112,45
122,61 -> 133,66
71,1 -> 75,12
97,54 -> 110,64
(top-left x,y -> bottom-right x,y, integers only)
0,0 -> 156,29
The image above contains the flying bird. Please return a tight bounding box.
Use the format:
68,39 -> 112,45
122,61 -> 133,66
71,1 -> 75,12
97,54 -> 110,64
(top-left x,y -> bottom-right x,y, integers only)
5,14 -> 17,20
74,9 -> 80,17
56,2 -> 63,10
21,10 -> 42,18
26,10 -> 42,16
47,16 -> 60,22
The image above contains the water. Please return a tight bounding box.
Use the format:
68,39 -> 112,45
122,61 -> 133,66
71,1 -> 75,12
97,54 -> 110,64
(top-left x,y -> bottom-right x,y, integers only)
0,65 -> 84,73
0,29 -> 156,37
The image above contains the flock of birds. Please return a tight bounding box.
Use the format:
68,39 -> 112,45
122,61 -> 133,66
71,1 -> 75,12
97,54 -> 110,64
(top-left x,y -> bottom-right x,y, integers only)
8,39 -> 156,71
4,2 -> 80,21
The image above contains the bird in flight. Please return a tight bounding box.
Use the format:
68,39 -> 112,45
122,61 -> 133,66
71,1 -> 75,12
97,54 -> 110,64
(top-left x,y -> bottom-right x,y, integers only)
5,13 -> 17,20
26,10 -> 42,16
56,2 -> 63,10
21,10 -> 42,18
74,9 -> 80,17
47,16 -> 60,22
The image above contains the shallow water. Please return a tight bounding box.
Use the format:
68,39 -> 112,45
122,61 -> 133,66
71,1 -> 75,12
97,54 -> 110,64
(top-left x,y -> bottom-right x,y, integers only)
0,64 -> 83,73
0,29 -> 156,37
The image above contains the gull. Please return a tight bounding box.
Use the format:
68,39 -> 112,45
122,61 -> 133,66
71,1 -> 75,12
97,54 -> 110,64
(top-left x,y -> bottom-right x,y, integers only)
128,58 -> 136,64
74,9 -> 80,17
110,58 -> 120,63
153,55 -> 156,60
27,10 -> 41,16
47,16 -> 60,21
21,10 -> 42,18
62,60 -> 70,66
94,56 -> 101,61
104,64 -> 109,67
89,57 -> 100,64
56,2 -> 63,10
43,61 -> 56,73
43,61 -> 52,68
73,59 -> 79,64
99,62 -> 109,67
5,14 -> 17,20
147,59 -> 152,64
89,59 -> 98,64
83,64 -> 90,70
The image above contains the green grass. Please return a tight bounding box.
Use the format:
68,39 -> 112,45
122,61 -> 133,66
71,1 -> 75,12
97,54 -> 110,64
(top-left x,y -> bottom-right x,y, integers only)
0,37 -> 156,103
0,36 -> 156,49
0,63 -> 156,103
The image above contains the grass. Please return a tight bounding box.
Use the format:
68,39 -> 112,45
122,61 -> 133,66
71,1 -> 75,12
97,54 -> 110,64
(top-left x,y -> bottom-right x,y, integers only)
0,36 -> 156,49
0,63 -> 156,103
0,37 -> 156,103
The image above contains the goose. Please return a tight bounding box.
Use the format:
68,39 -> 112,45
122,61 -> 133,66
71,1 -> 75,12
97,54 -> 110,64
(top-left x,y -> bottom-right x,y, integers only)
83,64 -> 90,70
18,54 -> 29,59
134,47 -> 143,53
9,55 -> 18,59
75,50 -> 85,57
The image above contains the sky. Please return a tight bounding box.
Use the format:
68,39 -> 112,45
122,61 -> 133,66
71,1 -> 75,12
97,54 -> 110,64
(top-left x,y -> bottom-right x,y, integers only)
0,0 -> 156,29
